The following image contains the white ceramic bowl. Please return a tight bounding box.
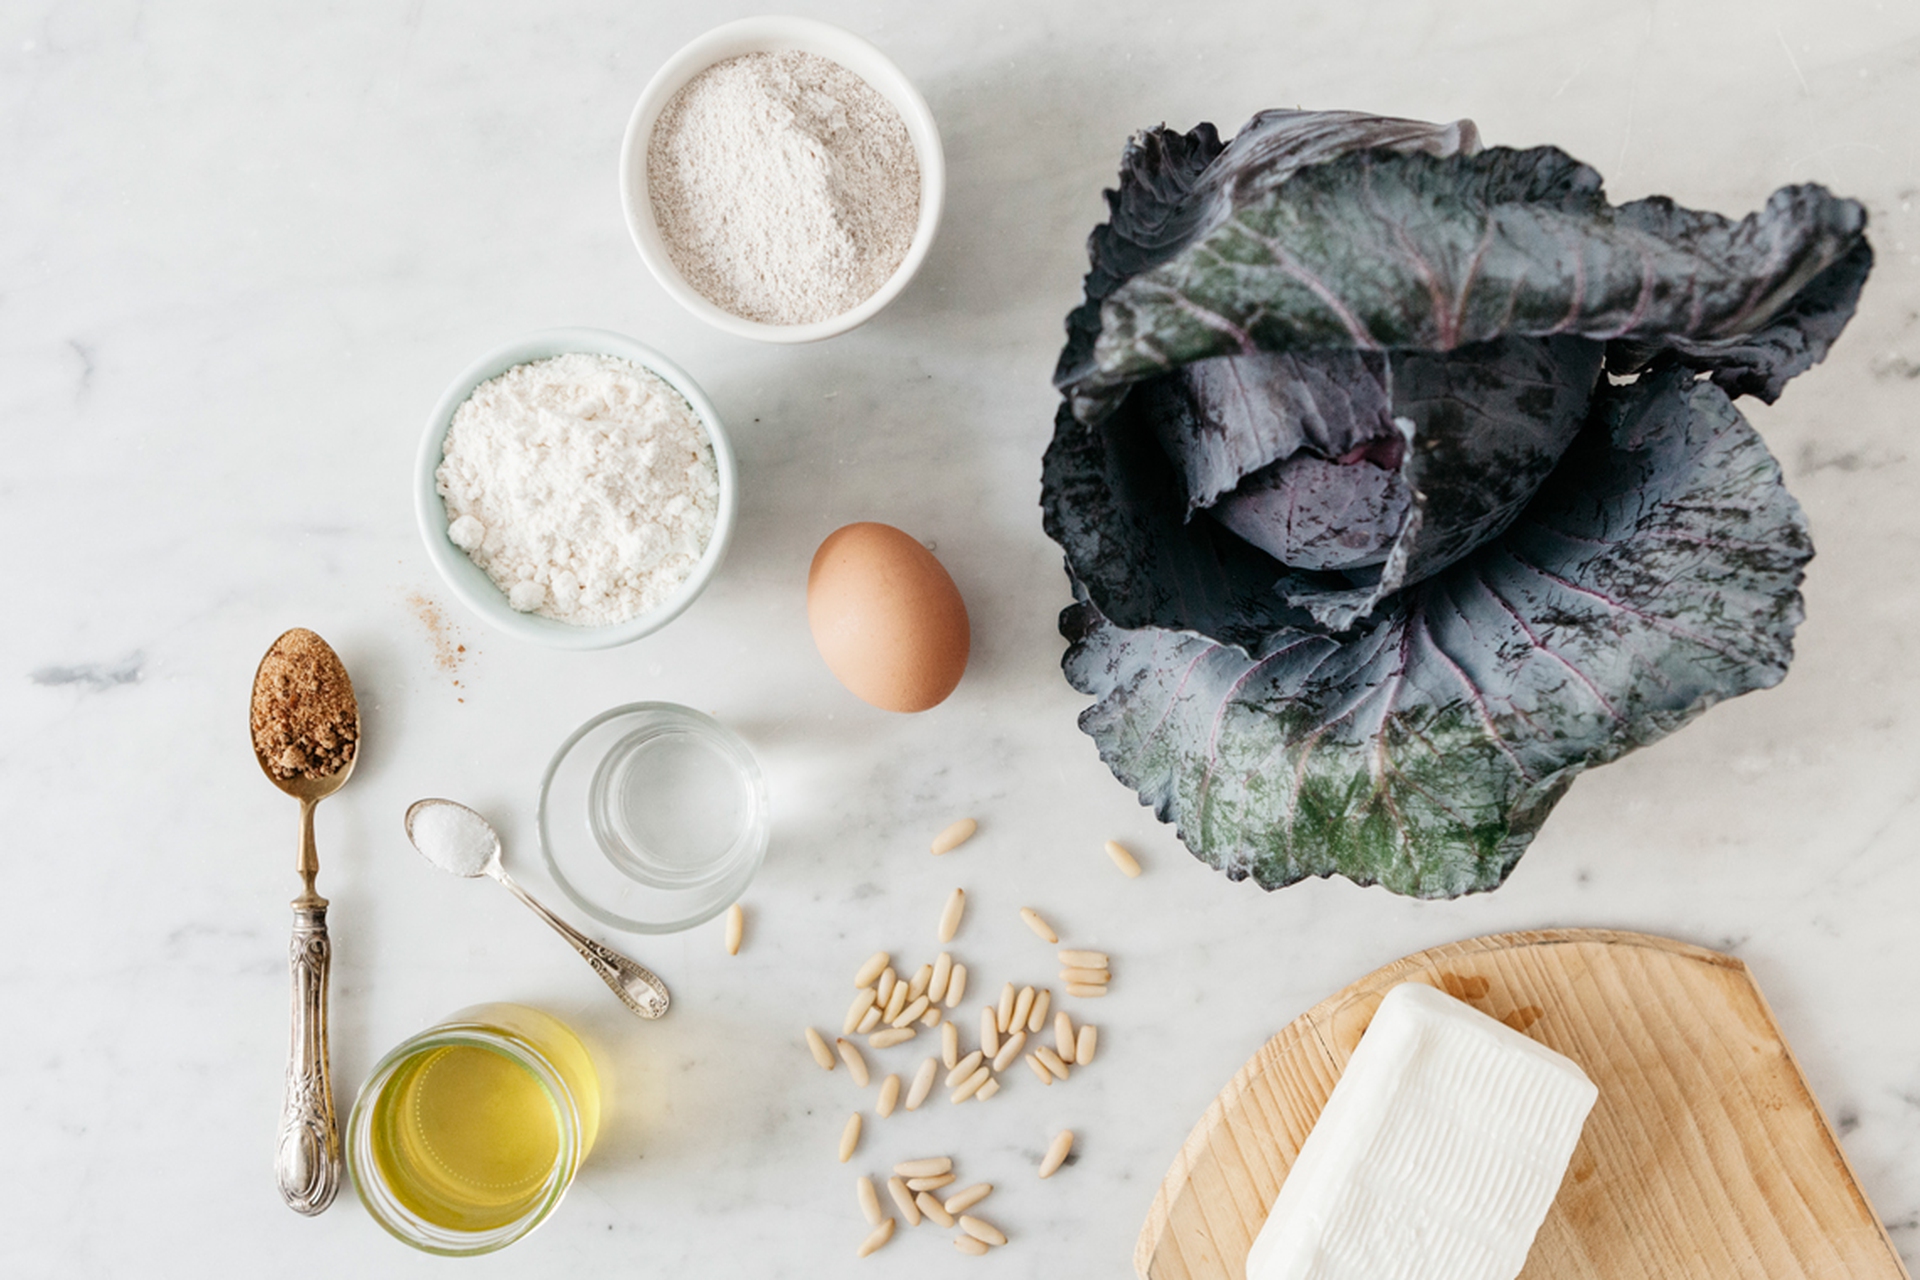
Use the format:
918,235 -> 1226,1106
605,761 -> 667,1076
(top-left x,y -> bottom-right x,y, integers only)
414,328 -> 738,650
618,17 -> 945,343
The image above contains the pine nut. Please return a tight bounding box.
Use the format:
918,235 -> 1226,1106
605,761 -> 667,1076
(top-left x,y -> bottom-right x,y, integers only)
1028,988 -> 1051,1034
838,1112 -> 862,1162
945,963 -> 968,1008
916,1191 -> 955,1227
890,995 -> 928,1028
929,952 -> 953,1004
959,1215 -> 1007,1247
845,987 -> 877,1035
1055,1011 -> 1076,1063
938,888 -> 966,943
1076,1023 -> 1098,1066
1060,967 -> 1110,985
979,1006 -> 1000,1058
955,1236 -> 989,1255
807,1026 -> 836,1071
908,1172 -> 955,1192
975,1077 -> 1001,1101
996,983 -> 1015,1033
1039,1129 -> 1074,1178
907,1057 -> 938,1111
857,1005 -> 883,1034
949,1064 -> 991,1103
1019,906 -> 1059,943
894,1157 -> 953,1178
991,1029 -> 1026,1073
836,1037 -> 870,1087
887,1175 -> 920,1226
1105,839 -> 1143,877
921,1004 -> 943,1028
856,1217 -> 894,1257
930,817 -> 977,855
945,1183 -> 992,1215
855,951 -> 890,988
869,1027 -> 916,1050
1035,1045 -> 1070,1080
941,1020 -> 960,1069
945,1050 -> 983,1087
876,966 -> 897,1006
1011,985 -> 1036,1032
724,903 -> 744,955
1025,1053 -> 1053,1085
1058,949 -> 1109,969
1065,982 -> 1109,998
882,980 -> 908,1024
857,1175 -> 882,1225
908,964 -> 933,1002
876,1073 -> 901,1117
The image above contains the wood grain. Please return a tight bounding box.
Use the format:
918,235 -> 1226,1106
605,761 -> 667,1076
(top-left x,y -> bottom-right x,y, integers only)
1136,929 -> 1908,1280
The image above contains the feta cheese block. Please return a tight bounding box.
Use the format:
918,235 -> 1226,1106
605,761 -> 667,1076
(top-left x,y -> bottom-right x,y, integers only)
1244,982 -> 1597,1280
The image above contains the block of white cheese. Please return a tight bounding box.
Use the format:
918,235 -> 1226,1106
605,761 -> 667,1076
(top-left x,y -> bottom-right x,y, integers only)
1244,982 -> 1597,1280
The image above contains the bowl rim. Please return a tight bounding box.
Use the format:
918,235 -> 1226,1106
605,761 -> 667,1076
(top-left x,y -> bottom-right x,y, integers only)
413,327 -> 737,651
617,16 -> 946,344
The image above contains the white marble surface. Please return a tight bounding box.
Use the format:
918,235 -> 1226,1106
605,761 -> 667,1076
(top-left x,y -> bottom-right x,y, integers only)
5,0 -> 1920,1274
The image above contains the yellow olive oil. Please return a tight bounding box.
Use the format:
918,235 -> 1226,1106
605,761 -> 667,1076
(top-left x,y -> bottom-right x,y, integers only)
364,1004 -> 599,1235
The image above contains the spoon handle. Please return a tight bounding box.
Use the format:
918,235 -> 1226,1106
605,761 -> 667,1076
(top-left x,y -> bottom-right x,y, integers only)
276,894 -> 341,1214
494,871 -> 671,1019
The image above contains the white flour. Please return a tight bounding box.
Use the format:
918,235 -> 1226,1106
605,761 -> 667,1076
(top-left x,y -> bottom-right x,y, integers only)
436,353 -> 719,627
647,50 -> 920,325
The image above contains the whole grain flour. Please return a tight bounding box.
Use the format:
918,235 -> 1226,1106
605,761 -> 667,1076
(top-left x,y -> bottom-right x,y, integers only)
436,354 -> 719,627
647,50 -> 920,325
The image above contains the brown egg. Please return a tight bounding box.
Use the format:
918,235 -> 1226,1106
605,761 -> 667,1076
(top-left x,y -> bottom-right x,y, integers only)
807,523 -> 970,713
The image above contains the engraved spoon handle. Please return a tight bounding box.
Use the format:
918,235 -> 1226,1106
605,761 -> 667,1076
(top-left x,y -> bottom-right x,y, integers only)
492,869 -> 671,1019
276,895 -> 341,1214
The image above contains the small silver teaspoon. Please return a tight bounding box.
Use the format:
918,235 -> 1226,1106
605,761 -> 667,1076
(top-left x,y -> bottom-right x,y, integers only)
404,798 -> 670,1019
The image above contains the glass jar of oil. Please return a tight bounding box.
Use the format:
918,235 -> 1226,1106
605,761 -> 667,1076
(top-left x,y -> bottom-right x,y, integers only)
346,1003 -> 600,1254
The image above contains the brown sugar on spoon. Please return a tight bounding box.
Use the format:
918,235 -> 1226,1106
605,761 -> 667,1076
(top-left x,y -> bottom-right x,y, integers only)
251,630 -> 359,781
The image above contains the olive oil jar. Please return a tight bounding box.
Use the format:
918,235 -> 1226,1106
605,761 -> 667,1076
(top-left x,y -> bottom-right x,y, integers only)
346,1004 -> 600,1254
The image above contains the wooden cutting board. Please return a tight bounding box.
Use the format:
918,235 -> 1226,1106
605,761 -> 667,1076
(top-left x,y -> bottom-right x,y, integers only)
1136,929 -> 1908,1280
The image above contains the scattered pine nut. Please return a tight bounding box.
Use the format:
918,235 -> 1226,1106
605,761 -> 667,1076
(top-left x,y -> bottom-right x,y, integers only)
930,817 -> 977,856
945,1050 -> 984,1087
1058,949 -> 1109,969
1039,1129 -> 1074,1178
950,1064 -> 991,1103
855,951 -> 890,988
894,1157 -> 953,1178
979,1006 -> 1000,1058
857,1175 -> 883,1225
959,1215 -> 1007,1247
856,1217 -> 894,1257
1035,1045 -> 1070,1081
945,1183 -> 992,1215
991,1029 -> 1027,1073
975,1078 -> 1001,1101
908,1172 -> 956,1192
845,987 -> 878,1036
920,1004 -> 943,1028
838,1112 -> 862,1163
892,994 -> 931,1028
907,1057 -> 938,1111
876,966 -> 898,1006
876,1073 -> 901,1117
996,983 -> 1016,1033
945,963 -> 968,1008
1055,1011 -> 1076,1064
1065,982 -> 1109,998
869,1027 -> 916,1050
1019,906 -> 1059,944
1060,967 -> 1111,986
941,1021 -> 960,1069
1011,985 -> 1036,1032
1024,1053 -> 1054,1086
857,1005 -> 883,1034
1028,988 -> 1051,1035
883,979 -> 909,1024
938,888 -> 966,943
837,1037 -> 871,1087
1077,1023 -> 1098,1066
724,903 -> 745,955
916,1191 -> 956,1227
887,1175 -> 920,1226
806,1027 -> 836,1071
908,964 -> 933,1002
955,1236 -> 989,1256
929,952 -> 953,1004
1105,839 -> 1143,877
